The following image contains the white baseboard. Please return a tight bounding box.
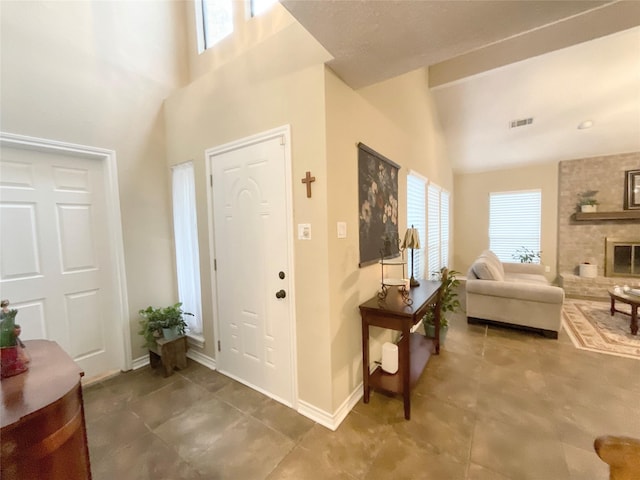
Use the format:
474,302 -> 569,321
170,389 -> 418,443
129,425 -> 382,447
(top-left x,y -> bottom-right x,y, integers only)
187,349 -> 216,370
131,355 -> 149,370
130,350 -> 215,371
297,383 -> 363,431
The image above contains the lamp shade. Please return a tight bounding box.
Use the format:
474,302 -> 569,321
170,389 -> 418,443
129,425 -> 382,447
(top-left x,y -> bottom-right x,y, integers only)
401,227 -> 420,250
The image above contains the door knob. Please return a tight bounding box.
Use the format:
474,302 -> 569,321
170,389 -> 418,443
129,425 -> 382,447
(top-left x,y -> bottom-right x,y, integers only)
275,289 -> 286,299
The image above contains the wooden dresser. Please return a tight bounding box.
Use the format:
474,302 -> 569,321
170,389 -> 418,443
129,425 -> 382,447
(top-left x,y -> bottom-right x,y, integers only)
1,340 -> 92,480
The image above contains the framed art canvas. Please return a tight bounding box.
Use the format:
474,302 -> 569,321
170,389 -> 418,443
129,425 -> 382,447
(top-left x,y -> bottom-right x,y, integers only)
357,143 -> 400,267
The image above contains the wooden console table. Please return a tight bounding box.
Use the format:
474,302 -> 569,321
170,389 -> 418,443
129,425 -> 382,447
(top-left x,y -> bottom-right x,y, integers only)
1,340 -> 92,480
359,280 -> 442,420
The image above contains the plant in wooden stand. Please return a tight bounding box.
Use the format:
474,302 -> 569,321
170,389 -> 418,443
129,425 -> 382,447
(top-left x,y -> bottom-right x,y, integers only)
422,268 -> 461,344
577,190 -> 599,213
138,302 -> 192,348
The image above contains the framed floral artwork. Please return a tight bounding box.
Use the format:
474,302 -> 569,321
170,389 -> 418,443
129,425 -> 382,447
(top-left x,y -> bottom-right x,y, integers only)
357,143 -> 400,267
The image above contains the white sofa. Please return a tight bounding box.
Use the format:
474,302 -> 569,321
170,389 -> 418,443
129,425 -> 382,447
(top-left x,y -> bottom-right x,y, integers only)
466,250 -> 564,338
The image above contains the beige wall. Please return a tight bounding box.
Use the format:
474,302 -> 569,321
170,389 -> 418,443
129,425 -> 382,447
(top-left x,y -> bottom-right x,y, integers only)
164,19 -> 335,411
325,67 -> 452,410
453,162 -> 559,281
0,1 -> 189,360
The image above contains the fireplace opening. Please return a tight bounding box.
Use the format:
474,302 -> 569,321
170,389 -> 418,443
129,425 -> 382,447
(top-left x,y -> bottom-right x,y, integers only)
606,238 -> 640,277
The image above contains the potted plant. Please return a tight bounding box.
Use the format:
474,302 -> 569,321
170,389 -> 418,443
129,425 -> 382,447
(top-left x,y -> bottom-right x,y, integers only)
138,302 -> 192,348
422,268 -> 461,344
512,246 -> 541,264
577,190 -> 599,213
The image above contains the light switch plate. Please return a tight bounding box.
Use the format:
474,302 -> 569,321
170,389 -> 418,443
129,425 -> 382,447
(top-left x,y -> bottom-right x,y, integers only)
298,223 -> 311,240
337,222 -> 347,238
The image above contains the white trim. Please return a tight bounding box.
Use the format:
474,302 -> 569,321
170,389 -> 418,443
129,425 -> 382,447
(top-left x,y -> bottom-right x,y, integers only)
297,383 -> 363,431
187,348 -> 217,370
407,168 -> 428,183
132,355 -> 150,370
132,348 -> 216,371
187,333 -> 205,349
0,132 -> 131,372
205,125 -> 298,409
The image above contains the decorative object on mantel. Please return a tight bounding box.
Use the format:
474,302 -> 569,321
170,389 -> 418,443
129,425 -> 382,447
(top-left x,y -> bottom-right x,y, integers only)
357,142 -> 400,267
301,171 -> 315,198
577,190 -> 600,213
401,225 -> 421,287
0,299 -> 30,379
624,169 -> 640,210
562,299 -> 640,360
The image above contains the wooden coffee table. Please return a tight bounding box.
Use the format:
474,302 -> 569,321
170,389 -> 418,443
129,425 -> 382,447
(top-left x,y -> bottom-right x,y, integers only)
608,288 -> 639,335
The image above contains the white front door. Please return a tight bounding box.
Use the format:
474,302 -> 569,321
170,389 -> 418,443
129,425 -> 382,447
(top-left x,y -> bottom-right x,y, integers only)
209,127 -> 294,406
0,139 -> 124,380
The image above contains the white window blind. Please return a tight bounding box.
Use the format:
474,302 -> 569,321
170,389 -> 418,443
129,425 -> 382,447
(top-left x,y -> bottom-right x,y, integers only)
427,184 -> 441,277
489,190 -> 541,263
407,174 -> 426,281
427,183 -> 450,278
172,162 -> 203,335
441,190 -> 450,268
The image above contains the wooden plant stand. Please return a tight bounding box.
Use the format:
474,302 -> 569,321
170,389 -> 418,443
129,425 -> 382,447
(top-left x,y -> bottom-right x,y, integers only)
149,335 -> 188,377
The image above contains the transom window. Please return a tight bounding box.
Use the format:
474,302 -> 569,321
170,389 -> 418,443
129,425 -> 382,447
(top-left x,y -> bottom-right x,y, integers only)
196,0 -> 234,52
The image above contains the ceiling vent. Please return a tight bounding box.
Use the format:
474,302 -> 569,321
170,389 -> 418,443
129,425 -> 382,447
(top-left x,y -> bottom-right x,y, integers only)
509,117 -> 534,129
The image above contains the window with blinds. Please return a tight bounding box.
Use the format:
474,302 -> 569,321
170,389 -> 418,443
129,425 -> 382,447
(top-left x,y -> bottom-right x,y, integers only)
489,190 -> 541,263
407,174 -> 426,281
427,184 -> 449,277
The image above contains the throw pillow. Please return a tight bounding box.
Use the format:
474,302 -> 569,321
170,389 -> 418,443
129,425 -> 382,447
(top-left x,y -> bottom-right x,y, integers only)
473,257 -> 504,281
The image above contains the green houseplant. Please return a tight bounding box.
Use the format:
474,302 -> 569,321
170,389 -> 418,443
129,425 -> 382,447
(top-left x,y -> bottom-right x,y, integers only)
422,268 -> 461,343
512,246 -> 541,264
577,190 -> 599,213
138,302 -> 192,348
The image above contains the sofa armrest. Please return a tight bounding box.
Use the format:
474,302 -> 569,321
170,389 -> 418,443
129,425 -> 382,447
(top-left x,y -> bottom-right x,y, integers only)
466,278 -> 564,304
502,262 -> 545,275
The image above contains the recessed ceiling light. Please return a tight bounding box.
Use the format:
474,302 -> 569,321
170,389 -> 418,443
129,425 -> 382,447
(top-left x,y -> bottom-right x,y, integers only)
578,120 -> 594,130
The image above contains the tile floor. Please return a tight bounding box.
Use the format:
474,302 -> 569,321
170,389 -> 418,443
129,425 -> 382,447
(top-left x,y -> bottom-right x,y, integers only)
83,303 -> 640,480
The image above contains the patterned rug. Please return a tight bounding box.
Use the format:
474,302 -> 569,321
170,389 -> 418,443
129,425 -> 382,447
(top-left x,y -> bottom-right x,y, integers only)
562,298 -> 640,360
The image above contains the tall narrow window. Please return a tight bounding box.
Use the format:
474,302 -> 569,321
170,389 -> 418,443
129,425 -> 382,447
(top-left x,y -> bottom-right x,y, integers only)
407,173 -> 426,281
196,0 -> 233,52
250,0 -> 277,17
172,162 -> 203,335
427,183 -> 450,277
489,190 -> 541,263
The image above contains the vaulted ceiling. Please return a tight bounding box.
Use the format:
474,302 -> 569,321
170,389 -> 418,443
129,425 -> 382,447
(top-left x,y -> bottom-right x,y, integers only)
282,0 -> 640,173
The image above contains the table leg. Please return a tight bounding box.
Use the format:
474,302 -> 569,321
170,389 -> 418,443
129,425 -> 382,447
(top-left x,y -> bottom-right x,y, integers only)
632,305 -> 638,336
362,318 -> 370,404
402,324 -> 411,420
610,297 -> 615,316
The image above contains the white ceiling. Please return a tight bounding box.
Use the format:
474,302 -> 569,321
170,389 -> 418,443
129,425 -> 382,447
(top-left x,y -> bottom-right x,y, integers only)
281,0 -> 640,173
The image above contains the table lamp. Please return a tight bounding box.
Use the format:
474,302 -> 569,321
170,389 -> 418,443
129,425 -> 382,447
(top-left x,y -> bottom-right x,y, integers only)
402,225 -> 421,287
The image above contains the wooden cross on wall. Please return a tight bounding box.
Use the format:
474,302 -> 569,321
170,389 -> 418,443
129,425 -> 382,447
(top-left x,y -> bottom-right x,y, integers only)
301,171 -> 315,198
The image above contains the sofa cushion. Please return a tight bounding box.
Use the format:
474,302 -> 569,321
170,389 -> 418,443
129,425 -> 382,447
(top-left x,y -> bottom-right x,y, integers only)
480,250 -> 504,277
473,257 -> 504,281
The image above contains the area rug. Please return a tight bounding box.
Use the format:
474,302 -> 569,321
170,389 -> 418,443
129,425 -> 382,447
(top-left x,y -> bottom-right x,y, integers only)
562,298 -> 640,360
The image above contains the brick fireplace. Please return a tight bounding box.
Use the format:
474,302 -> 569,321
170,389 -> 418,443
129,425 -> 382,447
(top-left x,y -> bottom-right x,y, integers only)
558,152 -> 640,298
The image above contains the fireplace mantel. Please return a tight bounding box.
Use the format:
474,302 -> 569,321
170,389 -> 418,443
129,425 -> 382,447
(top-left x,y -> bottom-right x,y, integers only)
574,211 -> 640,221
